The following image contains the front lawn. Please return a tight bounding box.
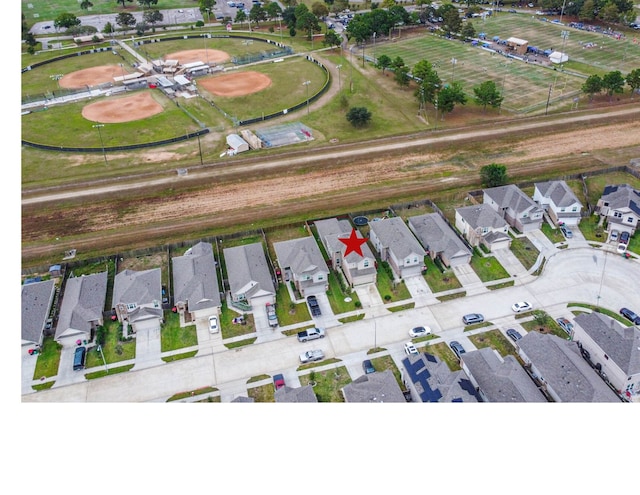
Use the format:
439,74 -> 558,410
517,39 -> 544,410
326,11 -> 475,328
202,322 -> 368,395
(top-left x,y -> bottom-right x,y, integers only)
509,236 -> 540,270
86,319 -> 136,368
32,336 -> 62,379
370,355 -> 404,389
467,329 -> 515,358
299,366 -> 351,402
423,256 -> 462,293
376,263 -> 411,302
247,383 -> 275,402
519,311 -> 570,339
469,252 -> 510,282
220,302 -> 256,338
423,342 -> 461,371
326,270 -> 361,314
541,222 -> 565,244
161,311 -> 198,352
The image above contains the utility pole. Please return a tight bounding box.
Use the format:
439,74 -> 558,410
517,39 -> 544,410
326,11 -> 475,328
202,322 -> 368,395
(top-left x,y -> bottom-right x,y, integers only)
92,124 -> 108,166
302,80 -> 311,115
336,64 -> 342,90
545,83 -> 552,115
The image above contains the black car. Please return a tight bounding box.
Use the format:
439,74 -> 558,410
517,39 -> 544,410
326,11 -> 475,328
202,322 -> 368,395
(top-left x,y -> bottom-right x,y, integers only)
307,295 -> 321,316
620,231 -> 630,244
362,359 -> 375,374
506,328 -> 522,342
449,341 -> 466,359
620,307 -> 640,325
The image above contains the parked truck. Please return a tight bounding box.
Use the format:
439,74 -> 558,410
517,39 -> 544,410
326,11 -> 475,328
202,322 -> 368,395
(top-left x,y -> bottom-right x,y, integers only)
266,302 -> 278,328
299,349 -> 325,364
297,327 -> 325,342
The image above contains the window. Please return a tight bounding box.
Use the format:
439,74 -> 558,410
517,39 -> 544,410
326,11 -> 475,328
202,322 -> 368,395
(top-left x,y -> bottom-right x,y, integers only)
482,227 -> 488,234
603,201 -> 609,207
317,275 -> 323,280
628,217 -> 634,223
604,354 -> 609,360
126,303 -> 137,310
614,211 -> 622,218
572,207 -> 578,212
560,208 -> 565,212
363,259 -> 369,267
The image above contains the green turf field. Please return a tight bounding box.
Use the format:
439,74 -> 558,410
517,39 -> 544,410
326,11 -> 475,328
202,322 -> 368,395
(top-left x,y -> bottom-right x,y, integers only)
21,0 -> 197,21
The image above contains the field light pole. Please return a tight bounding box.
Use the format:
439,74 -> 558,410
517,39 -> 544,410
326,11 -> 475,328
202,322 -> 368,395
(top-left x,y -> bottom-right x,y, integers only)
336,64 -> 342,90
303,80 -> 311,115
202,33 -> 209,66
92,124 -> 108,166
545,83 -> 553,115
372,32 -> 376,66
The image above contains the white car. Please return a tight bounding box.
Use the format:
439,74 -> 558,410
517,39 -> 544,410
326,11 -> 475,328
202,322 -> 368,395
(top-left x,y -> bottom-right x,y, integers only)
409,326 -> 432,338
512,301 -> 533,313
617,243 -> 627,253
404,342 -> 419,356
208,315 -> 219,334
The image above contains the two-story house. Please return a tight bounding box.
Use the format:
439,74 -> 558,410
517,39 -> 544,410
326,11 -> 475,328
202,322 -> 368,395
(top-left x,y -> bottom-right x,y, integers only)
407,213 -> 472,268
273,236 -> 329,297
573,312 -> 640,402
455,203 -> 511,251
223,242 -> 276,310
595,184 -> 640,241
368,217 -> 425,280
314,218 -> 377,287
483,184 -> 544,232
112,268 -> 163,333
533,180 -> 583,226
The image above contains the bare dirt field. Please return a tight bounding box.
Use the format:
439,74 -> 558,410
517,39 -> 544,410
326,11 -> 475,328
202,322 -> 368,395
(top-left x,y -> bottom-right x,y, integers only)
199,71 -> 272,97
81,92 -> 164,123
165,49 -> 229,65
60,65 -> 127,88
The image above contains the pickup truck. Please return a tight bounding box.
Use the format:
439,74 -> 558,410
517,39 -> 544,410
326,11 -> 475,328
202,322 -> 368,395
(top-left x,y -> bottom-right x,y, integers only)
266,303 -> 278,328
299,349 -> 325,364
297,327 -> 325,342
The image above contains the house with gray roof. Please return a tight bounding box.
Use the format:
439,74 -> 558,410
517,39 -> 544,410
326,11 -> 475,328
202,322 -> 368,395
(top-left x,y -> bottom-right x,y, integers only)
595,184 -> 640,240
341,369 -> 406,402
368,217 -> 425,280
273,236 -> 329,297
402,352 -> 479,402
533,180 -> 583,226
483,184 -> 544,232
172,241 -> 222,322
516,331 -> 620,402
55,271 -> 108,347
573,312 -> 640,402
275,385 -> 318,403
21,279 -> 56,348
112,268 -> 163,333
461,347 -> 547,402
223,242 -> 276,309
314,218 -> 377,287
455,203 -> 511,251
408,213 -> 472,268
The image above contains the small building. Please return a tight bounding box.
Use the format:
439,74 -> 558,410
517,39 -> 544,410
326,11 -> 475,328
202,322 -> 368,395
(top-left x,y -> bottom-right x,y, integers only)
368,217 -> 425,280
596,184 -> 640,240
483,184 -> 544,233
506,37 -> 528,55
112,268 -> 163,333
226,134 -> 249,154
273,236 -> 329,297
533,180 -> 583,226
407,213 -> 472,268
223,242 -> 276,311
455,204 -> 511,251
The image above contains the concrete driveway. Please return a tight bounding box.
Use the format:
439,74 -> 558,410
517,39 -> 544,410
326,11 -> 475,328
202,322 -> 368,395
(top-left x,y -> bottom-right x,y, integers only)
492,248 -> 527,277
404,275 -> 438,306
131,324 -> 163,371
452,263 -> 487,295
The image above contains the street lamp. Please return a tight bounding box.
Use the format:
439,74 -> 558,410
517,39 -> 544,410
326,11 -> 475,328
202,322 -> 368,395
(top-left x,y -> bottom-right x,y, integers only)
451,58 -> 457,83
302,80 -> 311,115
202,33 -> 209,66
92,124 -> 108,166
336,64 -> 342,90
372,32 -> 376,66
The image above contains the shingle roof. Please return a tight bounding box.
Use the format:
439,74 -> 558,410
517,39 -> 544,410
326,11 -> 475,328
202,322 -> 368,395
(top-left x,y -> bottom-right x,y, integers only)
341,369 -> 406,402
403,353 -> 479,402
314,218 -> 376,263
574,312 -> 640,376
172,241 -> 221,312
55,271 -> 108,340
535,180 -> 582,208
462,347 -> 547,402
274,385 -> 318,403
484,184 -> 543,216
112,268 -> 162,307
517,331 -> 619,402
601,184 -> 640,216
273,236 -> 328,278
21,279 -> 56,344
456,203 -> 509,230
368,217 -> 424,260
408,213 -> 471,261
223,242 -> 275,298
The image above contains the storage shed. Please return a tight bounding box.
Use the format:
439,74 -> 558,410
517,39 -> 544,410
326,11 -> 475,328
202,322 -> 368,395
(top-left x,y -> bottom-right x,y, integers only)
226,134 -> 249,154
506,37 -> 528,55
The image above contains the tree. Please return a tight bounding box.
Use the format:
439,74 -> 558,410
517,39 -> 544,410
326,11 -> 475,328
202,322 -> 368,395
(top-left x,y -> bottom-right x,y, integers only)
199,0 -> 217,18
296,11 -> 320,40
346,107 -> 372,128
461,21 -> 476,41
578,0 -> 596,20
394,65 -> 410,86
413,60 -> 441,105
437,81 -> 466,117
235,9 -> 248,28
582,74 -> 602,101
115,12 -> 136,29
473,80 -> 504,111
266,2 -> 283,20
143,9 -> 163,27
598,1 -> 620,22
438,4 -> 461,36
377,54 -> 392,74
480,163 -> 508,188
80,1 -> 94,10
103,21 -> 115,34
249,5 -> 268,26
311,2 -> 329,19
602,70 -> 625,100
626,69 -> 640,98
323,30 -> 342,49
138,0 -> 158,8
115,0 -> 134,7
54,13 -> 82,30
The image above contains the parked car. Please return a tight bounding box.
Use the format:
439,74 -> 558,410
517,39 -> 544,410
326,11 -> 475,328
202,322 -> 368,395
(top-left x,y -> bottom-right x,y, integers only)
556,317 -> 574,335
404,342 -> 419,356
449,340 -> 466,359
506,328 -> 522,342
462,313 -> 484,325
307,295 -> 322,316
610,230 -> 619,242
362,359 -> 375,374
560,225 -> 573,238
512,301 -> 533,313
208,315 -> 219,334
409,326 -> 431,338
273,373 -> 285,390
73,346 -> 86,371
617,243 -> 627,253
620,307 -> 640,325
299,349 -> 325,364
620,231 -> 630,244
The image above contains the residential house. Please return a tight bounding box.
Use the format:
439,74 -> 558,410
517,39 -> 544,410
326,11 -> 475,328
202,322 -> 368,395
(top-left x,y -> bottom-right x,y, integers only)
112,268 -> 163,333
533,180 -> 583,226
314,218 -> 377,287
483,184 -> 544,232
402,352 -> 480,402
21,279 -> 56,349
408,213 -> 472,267
172,241 -> 222,323
55,271 -> 108,347
273,236 -> 329,297
274,385 -> 318,403
573,312 -> 640,402
341,369 -> 406,402
223,242 -> 276,310
595,184 -> 640,240
516,331 -> 620,402
368,217 -> 425,280
461,347 -> 547,402
455,204 -> 511,251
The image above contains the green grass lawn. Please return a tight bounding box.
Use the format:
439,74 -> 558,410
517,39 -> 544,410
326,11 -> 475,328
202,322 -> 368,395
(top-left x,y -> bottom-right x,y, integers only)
541,222 -> 565,243
326,270 -> 361,314
275,283 -> 311,326
510,236 -> 540,270
376,263 -> 411,302
220,302 -> 256,338
370,355 -> 404,389
468,329 -> 515,358
423,256 -> 462,293
85,319 -> 136,368
469,252 -> 510,281
161,311 -> 198,352
247,382 -> 275,402
32,336 -> 62,379
299,366 -> 351,402
22,0 -> 197,20
423,341 -> 461,371
520,311 -> 570,339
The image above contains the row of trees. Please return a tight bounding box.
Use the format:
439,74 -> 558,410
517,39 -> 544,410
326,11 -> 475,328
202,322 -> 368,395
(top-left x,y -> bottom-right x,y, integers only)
582,69 -> 640,100
537,0 -> 636,24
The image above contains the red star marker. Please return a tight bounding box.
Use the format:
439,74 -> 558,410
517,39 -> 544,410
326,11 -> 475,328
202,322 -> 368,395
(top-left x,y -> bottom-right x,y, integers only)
339,228 -> 367,257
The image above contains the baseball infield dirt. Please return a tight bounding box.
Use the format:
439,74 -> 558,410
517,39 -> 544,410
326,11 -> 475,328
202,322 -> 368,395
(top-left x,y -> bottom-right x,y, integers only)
165,49 -> 229,65
81,92 -> 164,123
60,65 -> 127,88
198,71 -> 272,97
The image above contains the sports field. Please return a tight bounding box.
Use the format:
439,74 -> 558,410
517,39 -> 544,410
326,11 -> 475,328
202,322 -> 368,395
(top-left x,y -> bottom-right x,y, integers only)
21,0 -> 196,19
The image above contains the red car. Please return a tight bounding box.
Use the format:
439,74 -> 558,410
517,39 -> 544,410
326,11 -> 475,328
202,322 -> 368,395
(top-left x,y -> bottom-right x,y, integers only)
273,374 -> 285,391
